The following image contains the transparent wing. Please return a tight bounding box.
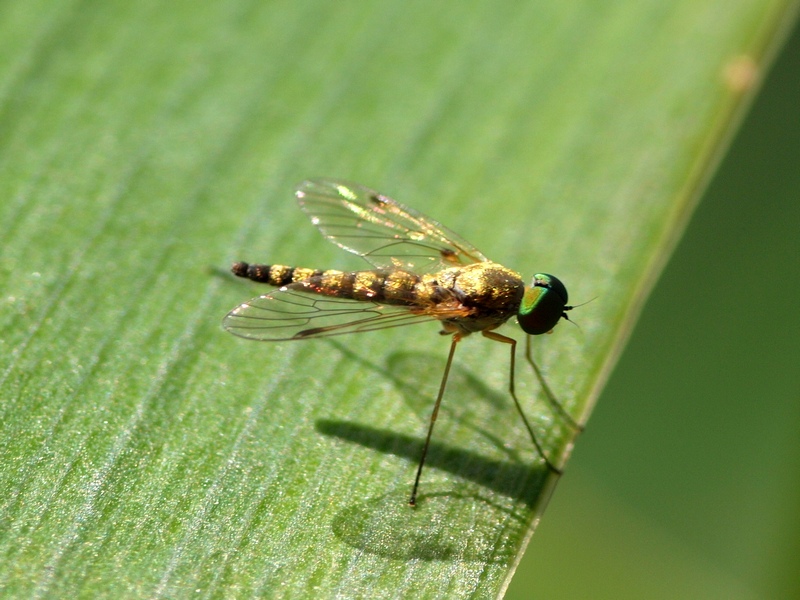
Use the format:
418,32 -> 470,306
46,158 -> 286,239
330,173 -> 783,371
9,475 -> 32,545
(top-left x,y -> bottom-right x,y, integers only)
223,284 -> 469,341
296,178 -> 489,272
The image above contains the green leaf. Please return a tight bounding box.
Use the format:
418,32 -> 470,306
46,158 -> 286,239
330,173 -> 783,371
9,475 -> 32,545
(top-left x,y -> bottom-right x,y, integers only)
0,1 -> 795,598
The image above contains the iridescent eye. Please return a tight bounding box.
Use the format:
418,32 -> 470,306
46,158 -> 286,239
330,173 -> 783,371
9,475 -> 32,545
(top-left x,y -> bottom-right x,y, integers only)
517,273 -> 569,335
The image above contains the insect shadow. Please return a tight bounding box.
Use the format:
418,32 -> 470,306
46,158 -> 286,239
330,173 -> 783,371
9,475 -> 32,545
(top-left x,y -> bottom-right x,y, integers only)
315,339 -> 558,509
329,484 -> 541,562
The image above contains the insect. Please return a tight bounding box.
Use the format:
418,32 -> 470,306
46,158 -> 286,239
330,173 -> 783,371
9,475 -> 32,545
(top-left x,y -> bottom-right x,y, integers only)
224,179 -> 581,506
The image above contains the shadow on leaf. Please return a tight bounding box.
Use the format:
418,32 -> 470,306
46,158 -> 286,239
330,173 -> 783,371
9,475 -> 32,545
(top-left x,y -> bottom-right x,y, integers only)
327,340 -> 554,465
330,483 -> 535,562
315,419 -> 554,509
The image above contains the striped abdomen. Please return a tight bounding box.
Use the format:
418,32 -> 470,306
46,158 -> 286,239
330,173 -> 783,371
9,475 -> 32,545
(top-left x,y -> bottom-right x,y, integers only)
231,262 -> 426,305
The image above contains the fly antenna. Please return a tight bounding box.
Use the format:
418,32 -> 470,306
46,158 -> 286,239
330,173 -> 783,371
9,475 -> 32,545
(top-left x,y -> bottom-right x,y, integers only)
561,296 -> 597,333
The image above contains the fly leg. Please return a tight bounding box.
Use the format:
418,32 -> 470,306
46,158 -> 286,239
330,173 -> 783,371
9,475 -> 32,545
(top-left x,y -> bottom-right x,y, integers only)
482,330 -> 563,475
409,333 -> 460,507
525,335 -> 584,432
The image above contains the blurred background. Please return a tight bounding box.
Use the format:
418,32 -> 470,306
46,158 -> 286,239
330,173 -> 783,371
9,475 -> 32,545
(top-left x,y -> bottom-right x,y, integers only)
507,16 -> 800,600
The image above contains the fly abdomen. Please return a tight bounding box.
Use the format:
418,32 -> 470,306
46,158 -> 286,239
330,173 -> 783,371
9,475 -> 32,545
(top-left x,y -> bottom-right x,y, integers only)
232,262 -> 422,305
231,262 -> 324,286
302,269 -> 422,305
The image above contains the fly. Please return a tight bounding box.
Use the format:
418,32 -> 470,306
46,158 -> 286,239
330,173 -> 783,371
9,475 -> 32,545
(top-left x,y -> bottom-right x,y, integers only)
224,179 -> 582,506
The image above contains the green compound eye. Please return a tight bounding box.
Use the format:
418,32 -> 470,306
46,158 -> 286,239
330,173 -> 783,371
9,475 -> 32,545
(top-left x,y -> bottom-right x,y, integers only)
517,273 -> 571,335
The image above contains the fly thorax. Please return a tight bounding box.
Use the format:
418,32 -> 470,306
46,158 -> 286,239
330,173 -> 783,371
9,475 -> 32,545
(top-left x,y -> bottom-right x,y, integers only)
453,263 -> 525,312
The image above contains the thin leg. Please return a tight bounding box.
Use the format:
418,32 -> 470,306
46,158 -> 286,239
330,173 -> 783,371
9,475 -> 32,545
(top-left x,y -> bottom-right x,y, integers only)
525,336 -> 584,432
482,330 -> 563,475
409,334 -> 460,507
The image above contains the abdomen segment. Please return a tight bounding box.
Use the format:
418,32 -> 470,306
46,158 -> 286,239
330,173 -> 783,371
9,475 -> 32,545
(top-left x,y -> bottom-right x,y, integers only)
231,262 -> 422,305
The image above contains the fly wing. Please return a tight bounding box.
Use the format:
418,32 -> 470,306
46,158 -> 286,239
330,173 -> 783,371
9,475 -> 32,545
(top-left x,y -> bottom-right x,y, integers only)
223,283 -> 468,341
296,179 -> 489,273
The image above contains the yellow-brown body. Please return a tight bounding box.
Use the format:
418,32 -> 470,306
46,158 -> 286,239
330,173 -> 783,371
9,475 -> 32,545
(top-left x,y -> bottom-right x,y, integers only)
231,261 -> 526,336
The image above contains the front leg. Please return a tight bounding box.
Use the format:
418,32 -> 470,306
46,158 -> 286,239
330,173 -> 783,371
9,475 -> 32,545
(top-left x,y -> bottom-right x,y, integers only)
482,330 -> 562,475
